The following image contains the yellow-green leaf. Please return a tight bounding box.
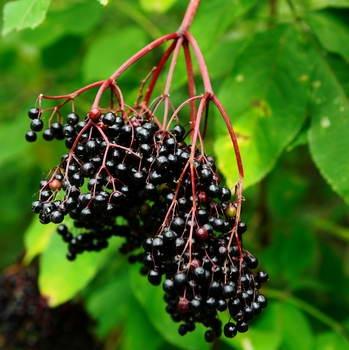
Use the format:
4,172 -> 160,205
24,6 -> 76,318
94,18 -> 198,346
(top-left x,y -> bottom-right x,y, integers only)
39,233 -> 120,306
24,219 -> 55,265
2,0 -> 51,36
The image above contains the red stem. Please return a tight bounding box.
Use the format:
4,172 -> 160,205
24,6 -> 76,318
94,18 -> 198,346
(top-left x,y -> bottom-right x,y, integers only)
211,95 -> 244,179
39,81 -> 105,101
143,40 -> 177,105
178,0 -> 201,34
92,33 -> 179,110
183,40 -> 197,128
162,37 -> 183,127
185,32 -> 213,94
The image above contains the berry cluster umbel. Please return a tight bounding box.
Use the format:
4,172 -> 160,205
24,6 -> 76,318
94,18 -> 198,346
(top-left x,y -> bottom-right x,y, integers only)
0,264 -> 101,350
25,103 -> 268,341
24,0 -> 268,341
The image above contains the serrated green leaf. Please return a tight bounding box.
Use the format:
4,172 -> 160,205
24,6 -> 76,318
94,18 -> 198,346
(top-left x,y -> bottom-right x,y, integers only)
214,25 -> 311,188
24,218 -> 55,265
39,233 -> 120,306
130,266 -> 209,350
315,332 -> 349,350
139,0 -> 176,13
307,11 -> 349,61
192,0 -> 257,51
2,0 -> 52,36
83,27 -> 147,82
308,52 -> 349,204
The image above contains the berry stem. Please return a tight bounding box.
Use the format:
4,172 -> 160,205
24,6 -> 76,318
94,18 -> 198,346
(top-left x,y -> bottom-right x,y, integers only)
92,33 -> 179,111
178,0 -> 201,34
39,81 -> 105,101
211,95 -> 244,179
143,40 -> 177,105
183,40 -> 197,129
162,37 -> 184,128
185,32 -> 213,94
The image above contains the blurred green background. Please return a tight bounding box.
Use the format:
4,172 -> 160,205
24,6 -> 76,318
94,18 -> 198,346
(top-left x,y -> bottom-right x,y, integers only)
1,0 -> 349,349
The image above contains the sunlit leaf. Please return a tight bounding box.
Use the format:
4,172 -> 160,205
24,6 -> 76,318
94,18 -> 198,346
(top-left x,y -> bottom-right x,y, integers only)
19,1 -> 103,48
2,0 -> 51,36
215,25 -> 311,188
39,233 -> 120,306
24,218 -> 55,264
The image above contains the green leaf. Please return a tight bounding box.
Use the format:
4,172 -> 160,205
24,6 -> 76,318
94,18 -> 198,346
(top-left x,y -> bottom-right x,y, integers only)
308,52 -> 349,204
19,1 -> 103,48
139,0 -> 176,13
192,0 -> 257,51
0,116 -> 31,167
307,11 -> 349,61
315,332 -> 349,350
39,233 -> 120,306
260,222 -> 317,288
122,296 -> 164,350
2,0 -> 51,36
23,218 -> 55,265
86,269 -> 131,336
308,0 -> 349,9
130,266 -> 210,350
277,302 -> 314,350
214,25 -> 311,188
83,27 -> 147,82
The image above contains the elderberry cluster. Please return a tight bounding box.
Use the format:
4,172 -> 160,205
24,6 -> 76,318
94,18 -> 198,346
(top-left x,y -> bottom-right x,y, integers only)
25,105 -> 268,341
0,264 -> 101,350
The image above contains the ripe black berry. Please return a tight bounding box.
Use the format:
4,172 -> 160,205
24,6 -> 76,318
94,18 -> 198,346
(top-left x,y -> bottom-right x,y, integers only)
25,130 -> 37,142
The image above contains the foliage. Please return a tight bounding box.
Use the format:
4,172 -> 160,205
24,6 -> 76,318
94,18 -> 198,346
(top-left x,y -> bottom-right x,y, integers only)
1,0 -> 349,349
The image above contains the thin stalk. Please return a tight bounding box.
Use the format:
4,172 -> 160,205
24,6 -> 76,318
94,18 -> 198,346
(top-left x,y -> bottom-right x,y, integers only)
178,0 -> 201,34
162,37 -> 184,128
92,33 -> 179,110
211,95 -> 244,179
183,40 -> 197,128
143,40 -> 177,105
39,81 -> 105,101
185,32 -> 213,94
